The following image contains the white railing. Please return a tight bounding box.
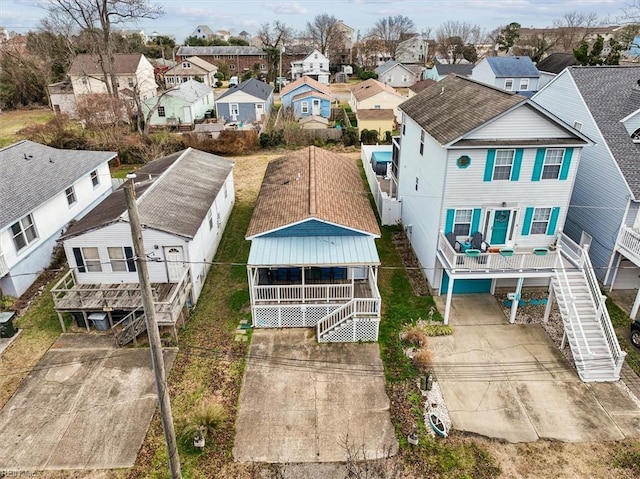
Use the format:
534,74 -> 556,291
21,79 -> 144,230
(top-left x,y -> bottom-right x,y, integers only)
316,298 -> 381,339
557,232 -> 585,267
253,283 -> 353,303
0,252 -> 8,277
617,225 -> 640,263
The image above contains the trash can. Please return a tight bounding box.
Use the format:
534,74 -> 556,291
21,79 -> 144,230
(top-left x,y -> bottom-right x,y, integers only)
0,311 -> 17,338
88,312 -> 109,331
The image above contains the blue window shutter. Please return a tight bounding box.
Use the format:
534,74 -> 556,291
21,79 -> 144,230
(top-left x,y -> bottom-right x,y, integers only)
445,209 -> 455,234
559,148 -> 573,180
471,208 -> 482,233
484,149 -> 495,182
532,148 -> 545,181
73,247 -> 86,273
547,207 -> 560,235
522,207 -> 534,236
511,149 -> 523,181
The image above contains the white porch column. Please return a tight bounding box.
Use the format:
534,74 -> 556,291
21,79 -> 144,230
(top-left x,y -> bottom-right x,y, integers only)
443,276 -> 454,325
509,277 -> 524,324
631,288 -> 640,320
301,266 -> 306,303
247,267 -> 255,326
543,282 -> 555,323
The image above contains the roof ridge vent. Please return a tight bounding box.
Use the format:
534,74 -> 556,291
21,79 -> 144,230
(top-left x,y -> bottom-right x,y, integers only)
308,146 -> 317,216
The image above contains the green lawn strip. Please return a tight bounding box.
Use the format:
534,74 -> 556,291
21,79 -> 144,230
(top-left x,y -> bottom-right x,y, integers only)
607,300 -> 640,376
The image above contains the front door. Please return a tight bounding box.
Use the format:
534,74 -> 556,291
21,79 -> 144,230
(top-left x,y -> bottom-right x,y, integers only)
164,246 -> 184,283
490,210 -> 511,245
312,99 -> 320,115
182,106 -> 192,124
255,103 -> 264,121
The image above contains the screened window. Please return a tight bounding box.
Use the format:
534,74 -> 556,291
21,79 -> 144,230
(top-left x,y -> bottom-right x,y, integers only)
419,130 -> 425,155
519,78 -> 529,90
454,209 -> 473,237
493,149 -> 514,180
66,186 -> 76,206
531,208 -> 551,235
90,169 -> 99,187
108,247 -> 127,272
82,247 -> 102,272
504,78 -> 514,90
542,149 -> 564,179
11,214 -> 38,252
128,77 -> 134,87
301,102 -> 309,113
158,106 -> 166,117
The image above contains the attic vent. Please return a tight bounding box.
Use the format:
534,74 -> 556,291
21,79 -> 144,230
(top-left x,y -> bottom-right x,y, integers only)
632,128 -> 640,143
23,154 -> 33,160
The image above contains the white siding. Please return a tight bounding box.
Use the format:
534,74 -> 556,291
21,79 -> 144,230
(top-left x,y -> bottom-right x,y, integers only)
470,60 -> 496,86
357,92 -> 404,123
219,90 -> 261,104
466,105 -> 569,140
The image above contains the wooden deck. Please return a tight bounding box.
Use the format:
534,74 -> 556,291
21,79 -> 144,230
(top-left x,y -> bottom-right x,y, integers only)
52,281 -> 175,311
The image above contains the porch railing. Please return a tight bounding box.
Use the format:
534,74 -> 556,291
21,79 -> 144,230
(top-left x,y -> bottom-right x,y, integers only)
617,225 -> 640,264
316,298 -> 381,340
253,283 -> 353,304
154,269 -> 192,325
0,251 -> 8,277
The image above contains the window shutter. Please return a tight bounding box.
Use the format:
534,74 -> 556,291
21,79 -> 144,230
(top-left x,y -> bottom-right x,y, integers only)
124,246 -> 136,272
547,207 -> 560,235
73,247 -> 86,273
521,207 -> 534,236
445,209 -> 455,234
532,148 -> 545,181
484,149 -> 495,182
511,148 -> 523,181
471,208 -> 482,234
559,148 -> 573,180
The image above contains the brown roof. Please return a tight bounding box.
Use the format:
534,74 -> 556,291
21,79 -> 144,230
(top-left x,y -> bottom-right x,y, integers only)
351,79 -> 401,102
246,147 -> 380,238
357,109 -> 395,120
399,75 -> 524,145
280,76 -> 331,96
68,54 -> 145,76
409,79 -> 436,94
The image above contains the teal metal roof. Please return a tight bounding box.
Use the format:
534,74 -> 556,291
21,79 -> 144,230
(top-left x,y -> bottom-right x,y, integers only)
248,236 -> 379,267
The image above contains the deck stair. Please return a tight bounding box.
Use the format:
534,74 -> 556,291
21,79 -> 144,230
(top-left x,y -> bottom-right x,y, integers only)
551,251 -> 625,382
316,298 -> 380,343
114,310 -> 147,347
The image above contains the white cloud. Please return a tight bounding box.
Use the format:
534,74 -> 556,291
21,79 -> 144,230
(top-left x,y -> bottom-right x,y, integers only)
265,2 -> 308,15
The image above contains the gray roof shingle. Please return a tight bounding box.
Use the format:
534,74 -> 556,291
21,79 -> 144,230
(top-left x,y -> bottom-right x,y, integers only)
217,78 -> 273,101
536,53 -> 579,74
568,66 -> 640,198
435,63 -> 474,77
485,56 -> 540,78
165,80 -> 213,102
0,141 -> 117,227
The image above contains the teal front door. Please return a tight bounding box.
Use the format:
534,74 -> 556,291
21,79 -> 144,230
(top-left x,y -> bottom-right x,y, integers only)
490,210 -> 511,245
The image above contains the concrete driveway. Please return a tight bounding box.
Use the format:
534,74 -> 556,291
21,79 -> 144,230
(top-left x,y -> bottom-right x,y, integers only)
234,329 -> 398,462
0,333 -> 176,470
431,295 -> 640,442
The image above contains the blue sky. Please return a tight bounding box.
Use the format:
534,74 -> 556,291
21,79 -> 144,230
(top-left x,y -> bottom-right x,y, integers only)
1,0 -> 626,43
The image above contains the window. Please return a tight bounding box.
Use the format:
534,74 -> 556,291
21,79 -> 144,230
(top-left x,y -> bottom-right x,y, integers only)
301,101 -> 309,114
519,78 -> 529,90
415,177 -> 419,191
229,64 -> 236,70
82,76 -> 87,85
224,181 -> 228,199
260,63 -> 267,70
386,76 -> 392,83
158,106 -> 166,117
531,208 -> 551,235
419,130 -> 425,155
128,77 -> 134,87
374,104 -> 381,109
208,209 -> 214,230
11,214 -> 38,252
108,247 -> 136,272
228,55 -> 234,59
230,104 -> 239,116
573,121 -> 583,131
65,186 -> 76,206
493,149 -> 514,180
402,75 -> 408,83
82,247 -> 102,272
542,149 -> 564,179
402,123 -> 406,135
217,212 -> 221,229
314,53 -> 318,59
90,169 -> 99,187
453,209 -> 473,237
182,77 -> 189,82
504,78 -> 514,90
182,62 -> 191,68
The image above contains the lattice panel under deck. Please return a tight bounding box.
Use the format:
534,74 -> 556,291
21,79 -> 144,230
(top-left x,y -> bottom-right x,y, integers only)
319,319 -> 380,343
253,305 -> 340,328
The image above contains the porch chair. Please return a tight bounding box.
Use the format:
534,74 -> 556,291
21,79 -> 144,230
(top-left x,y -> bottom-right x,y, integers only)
445,232 -> 462,252
470,231 -> 490,252
288,268 -> 301,282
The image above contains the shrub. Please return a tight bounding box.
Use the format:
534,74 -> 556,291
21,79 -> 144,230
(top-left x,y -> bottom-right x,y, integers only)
403,326 -> 428,347
342,127 -> 358,146
179,398 -> 227,448
360,129 -> 378,145
215,80 -> 223,87
383,131 -> 393,144
214,72 -> 225,80
358,70 -> 378,80
413,347 -> 433,372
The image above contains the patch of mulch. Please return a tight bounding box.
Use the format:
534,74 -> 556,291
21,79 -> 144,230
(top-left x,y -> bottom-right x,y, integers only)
392,231 -> 431,296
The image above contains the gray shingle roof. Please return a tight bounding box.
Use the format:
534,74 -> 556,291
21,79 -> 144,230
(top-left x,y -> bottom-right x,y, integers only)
434,63 -> 474,77
63,149 -> 234,239
0,141 -> 117,227
165,80 -> 213,102
536,53 -> 578,74
177,46 -> 265,56
399,75 -> 524,145
68,54 -> 145,76
485,56 -> 540,78
217,78 -> 273,101
568,66 -> 640,198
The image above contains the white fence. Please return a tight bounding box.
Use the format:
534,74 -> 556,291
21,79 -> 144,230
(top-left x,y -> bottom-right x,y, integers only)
361,145 -> 401,226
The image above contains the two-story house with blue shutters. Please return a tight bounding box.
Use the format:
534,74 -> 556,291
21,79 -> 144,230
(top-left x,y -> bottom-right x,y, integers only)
533,66 -> 640,320
279,76 -> 333,119
396,75 -> 626,382
471,56 -> 540,97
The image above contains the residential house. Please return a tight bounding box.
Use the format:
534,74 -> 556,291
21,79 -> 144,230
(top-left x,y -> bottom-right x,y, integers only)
142,80 -> 214,128
407,79 -> 437,98
245,146 -> 382,342
471,56 -> 540,96
334,20 -> 355,64
280,76 -> 333,119
357,109 -> 396,139
533,66 -> 640,319
396,35 -> 434,65
215,78 -> 273,123
190,25 -> 216,40
424,63 -> 474,82
164,56 -> 218,88
290,49 -> 331,85
176,46 -> 267,78
0,141 -> 116,298
536,53 -> 579,89
349,78 -> 405,124
375,60 -> 423,87
393,75 -> 623,382
47,81 -> 75,115
52,148 -> 235,341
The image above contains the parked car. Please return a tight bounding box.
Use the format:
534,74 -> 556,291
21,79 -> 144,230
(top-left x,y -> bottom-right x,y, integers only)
276,77 -> 289,87
632,319 -> 640,348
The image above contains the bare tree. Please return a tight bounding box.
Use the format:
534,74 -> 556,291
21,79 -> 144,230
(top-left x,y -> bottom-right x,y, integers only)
305,13 -> 341,56
551,11 -> 602,53
369,15 -> 415,59
257,21 -> 294,81
434,21 -> 481,63
45,0 -> 162,97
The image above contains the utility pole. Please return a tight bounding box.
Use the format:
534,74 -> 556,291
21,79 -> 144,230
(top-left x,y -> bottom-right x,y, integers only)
124,183 -> 182,479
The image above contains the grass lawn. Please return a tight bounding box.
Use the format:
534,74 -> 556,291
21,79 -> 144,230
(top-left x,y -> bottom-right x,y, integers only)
0,108 -> 54,147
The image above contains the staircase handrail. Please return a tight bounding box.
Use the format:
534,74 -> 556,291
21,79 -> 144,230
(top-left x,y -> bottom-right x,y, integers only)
316,300 -> 354,338
556,259 -> 592,360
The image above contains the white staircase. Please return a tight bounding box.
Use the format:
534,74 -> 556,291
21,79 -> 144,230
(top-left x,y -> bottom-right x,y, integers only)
552,250 -> 626,382
316,298 -> 381,343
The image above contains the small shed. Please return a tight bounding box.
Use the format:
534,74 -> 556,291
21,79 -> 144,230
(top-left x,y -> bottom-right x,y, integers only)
299,115 -> 329,129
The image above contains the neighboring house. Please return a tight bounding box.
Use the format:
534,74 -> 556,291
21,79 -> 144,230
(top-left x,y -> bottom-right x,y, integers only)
471,56 -> 540,96
164,56 -> 218,88
349,78 -> 405,123
424,63 -> 474,82
215,78 -> 273,123
47,81 -> 75,115
0,141 -> 116,298
533,66 -> 640,319
190,25 -> 216,40
357,109 -> 396,139
536,53 -> 579,89
393,75 -> 626,382
290,90 -> 332,119
51,148 -> 235,340
334,20 -> 355,64
244,146 -> 382,343
299,115 -> 329,129
176,46 -> 267,77
280,76 -> 333,111
396,35 -> 434,65
375,60 -> 422,87
142,80 -> 214,128
407,79 -> 437,98
290,49 -> 331,84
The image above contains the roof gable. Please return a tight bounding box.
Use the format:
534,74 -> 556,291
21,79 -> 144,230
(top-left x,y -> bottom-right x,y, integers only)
352,78 -> 401,102
375,61 -> 414,76
302,49 -> 329,63
280,76 -> 331,96
536,53 -> 578,74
